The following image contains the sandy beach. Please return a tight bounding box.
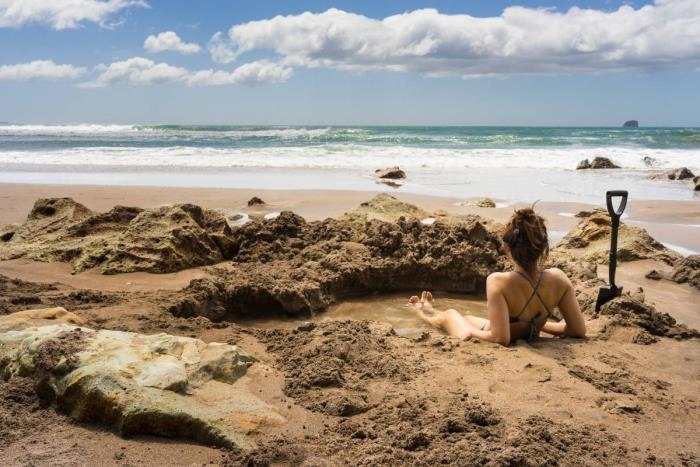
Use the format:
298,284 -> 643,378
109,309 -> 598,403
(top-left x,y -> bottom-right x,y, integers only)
1,182 -> 699,466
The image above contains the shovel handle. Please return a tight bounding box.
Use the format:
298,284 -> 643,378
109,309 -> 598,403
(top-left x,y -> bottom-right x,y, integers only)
606,190 -> 628,288
606,190 -> 628,219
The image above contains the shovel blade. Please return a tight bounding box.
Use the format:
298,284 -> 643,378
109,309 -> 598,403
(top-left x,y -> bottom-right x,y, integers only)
595,286 -> 623,313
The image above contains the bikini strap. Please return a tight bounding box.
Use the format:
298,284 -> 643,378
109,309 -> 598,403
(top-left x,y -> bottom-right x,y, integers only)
514,270 -> 551,319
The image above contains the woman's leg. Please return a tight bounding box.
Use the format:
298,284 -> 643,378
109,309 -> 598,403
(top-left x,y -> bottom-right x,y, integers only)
408,291 -> 481,339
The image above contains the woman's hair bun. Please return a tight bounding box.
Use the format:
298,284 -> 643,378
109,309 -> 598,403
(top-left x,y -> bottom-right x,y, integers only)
502,207 -> 549,273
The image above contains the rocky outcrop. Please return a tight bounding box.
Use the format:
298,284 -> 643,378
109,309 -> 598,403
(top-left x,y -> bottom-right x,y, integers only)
459,198 -> 496,208
0,198 -> 236,274
0,308 -> 284,449
666,167 -> 695,180
170,195 -> 506,320
623,120 -> 639,128
554,209 -> 680,265
576,157 -> 621,170
670,255 -> 700,290
598,294 -> 698,340
374,166 -> 406,179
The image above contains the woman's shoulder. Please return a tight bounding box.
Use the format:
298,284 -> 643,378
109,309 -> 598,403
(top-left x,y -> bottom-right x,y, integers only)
543,267 -> 573,286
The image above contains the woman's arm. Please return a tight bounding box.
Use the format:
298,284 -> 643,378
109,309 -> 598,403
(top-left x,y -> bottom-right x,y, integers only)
541,270 -> 586,338
466,273 -> 512,346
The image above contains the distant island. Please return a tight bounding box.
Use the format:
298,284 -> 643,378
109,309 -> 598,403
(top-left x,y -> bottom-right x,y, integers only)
623,120 -> 639,128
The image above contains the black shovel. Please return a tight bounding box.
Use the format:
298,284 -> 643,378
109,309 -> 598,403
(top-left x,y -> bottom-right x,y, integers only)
595,190 -> 628,313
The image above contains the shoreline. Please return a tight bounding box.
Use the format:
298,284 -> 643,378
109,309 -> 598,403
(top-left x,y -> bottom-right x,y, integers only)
1,182 -> 699,255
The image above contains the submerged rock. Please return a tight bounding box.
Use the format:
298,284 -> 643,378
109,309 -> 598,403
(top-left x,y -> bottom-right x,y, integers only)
0,308 -> 284,449
554,209 -> 680,265
670,255 -> 700,290
0,198 -> 236,274
374,166 -> 406,179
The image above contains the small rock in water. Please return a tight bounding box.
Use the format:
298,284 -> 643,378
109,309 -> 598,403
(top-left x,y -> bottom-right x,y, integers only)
378,179 -> 404,188
576,157 -> 620,169
374,166 -> 406,179
642,156 -> 658,167
667,167 -> 695,180
247,196 -> 265,207
623,120 -> 639,128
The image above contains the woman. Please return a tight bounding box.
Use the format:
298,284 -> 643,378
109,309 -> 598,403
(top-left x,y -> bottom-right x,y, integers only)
410,208 -> 586,346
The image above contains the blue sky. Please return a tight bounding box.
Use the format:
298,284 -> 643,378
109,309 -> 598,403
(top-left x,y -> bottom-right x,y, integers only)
1,0 -> 699,126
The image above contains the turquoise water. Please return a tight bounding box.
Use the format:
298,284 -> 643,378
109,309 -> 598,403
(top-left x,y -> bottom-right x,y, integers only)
1,125 -> 699,152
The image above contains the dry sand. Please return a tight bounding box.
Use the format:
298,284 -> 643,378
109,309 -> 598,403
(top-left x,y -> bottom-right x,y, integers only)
1,183 -> 699,466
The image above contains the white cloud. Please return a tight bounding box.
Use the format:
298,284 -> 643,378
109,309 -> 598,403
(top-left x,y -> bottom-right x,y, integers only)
0,60 -> 87,81
214,1 -> 700,77
0,0 -> 148,30
208,31 -> 237,64
80,57 -> 292,87
144,31 -> 201,54
79,57 -> 187,87
185,60 -> 293,86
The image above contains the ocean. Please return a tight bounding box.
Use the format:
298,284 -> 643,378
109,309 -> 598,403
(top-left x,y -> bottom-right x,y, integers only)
1,124 -> 699,203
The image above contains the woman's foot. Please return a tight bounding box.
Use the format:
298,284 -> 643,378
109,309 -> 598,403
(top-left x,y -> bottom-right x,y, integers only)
408,291 -> 434,309
421,291 -> 433,308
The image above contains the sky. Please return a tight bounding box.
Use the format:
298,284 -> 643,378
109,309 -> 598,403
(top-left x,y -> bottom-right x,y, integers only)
0,0 -> 699,126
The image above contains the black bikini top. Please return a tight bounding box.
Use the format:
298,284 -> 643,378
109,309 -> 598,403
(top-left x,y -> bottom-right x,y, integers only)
509,270 -> 551,341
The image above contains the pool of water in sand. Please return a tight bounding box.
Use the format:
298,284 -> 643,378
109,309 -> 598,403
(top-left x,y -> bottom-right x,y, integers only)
236,293 -> 488,337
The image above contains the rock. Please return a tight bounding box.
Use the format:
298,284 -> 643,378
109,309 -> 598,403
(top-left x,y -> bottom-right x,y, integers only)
623,120 -> 639,128
554,209 -> 680,265
247,197 -> 265,207
590,157 -> 621,169
459,198 -> 496,208
598,294 -> 698,339
0,308 -> 284,449
576,159 -> 591,170
374,166 -> 406,180
645,270 -> 662,280
694,176 -> 700,191
377,179 -> 404,188
669,255 -> 700,290
576,157 -> 620,169
666,167 -> 695,180
342,193 -> 428,224
0,198 -> 236,274
642,156 -> 658,167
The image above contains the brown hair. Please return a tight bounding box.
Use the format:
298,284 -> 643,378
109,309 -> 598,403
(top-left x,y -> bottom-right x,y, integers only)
502,207 -> 549,274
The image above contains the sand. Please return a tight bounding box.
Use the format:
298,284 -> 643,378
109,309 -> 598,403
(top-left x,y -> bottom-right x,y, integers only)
1,183 -> 699,466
